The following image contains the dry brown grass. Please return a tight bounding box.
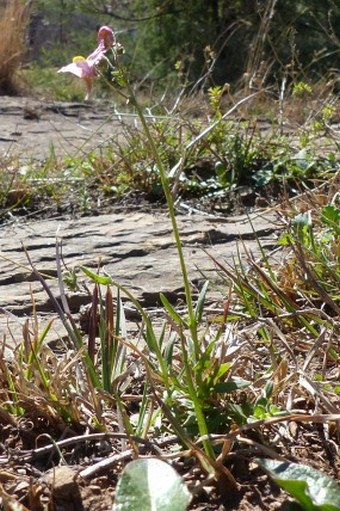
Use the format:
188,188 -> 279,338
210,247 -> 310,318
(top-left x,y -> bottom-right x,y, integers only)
0,0 -> 31,94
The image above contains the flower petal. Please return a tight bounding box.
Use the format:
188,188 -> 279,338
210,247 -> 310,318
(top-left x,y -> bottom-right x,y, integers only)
83,76 -> 94,101
86,45 -> 106,66
57,25 -> 115,101
58,60 -> 95,79
97,26 -> 114,49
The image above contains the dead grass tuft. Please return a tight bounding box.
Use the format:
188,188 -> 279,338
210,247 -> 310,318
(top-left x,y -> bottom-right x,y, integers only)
0,0 -> 31,95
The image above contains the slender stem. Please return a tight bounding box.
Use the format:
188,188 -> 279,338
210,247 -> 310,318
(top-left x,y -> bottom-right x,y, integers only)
179,333 -> 215,459
124,80 -> 199,358
124,87 -> 216,457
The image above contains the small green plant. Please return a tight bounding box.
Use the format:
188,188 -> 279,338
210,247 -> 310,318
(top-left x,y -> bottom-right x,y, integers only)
292,81 -> 313,99
311,103 -> 336,132
207,85 -> 225,118
278,205 -> 340,311
258,459 -> 340,511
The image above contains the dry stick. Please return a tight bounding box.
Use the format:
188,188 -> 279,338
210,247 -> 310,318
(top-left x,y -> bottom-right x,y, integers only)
79,435 -> 180,480
322,332 -> 336,381
10,432 -> 178,463
302,326 -> 327,372
196,413 -> 340,447
264,317 -> 297,366
235,436 -> 287,461
278,76 -> 287,135
80,448 -> 134,479
298,373 -> 339,415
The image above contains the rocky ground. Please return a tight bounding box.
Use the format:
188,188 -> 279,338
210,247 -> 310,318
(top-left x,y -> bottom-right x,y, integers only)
0,95 -> 129,160
0,206 -> 279,348
0,95 -> 280,347
1,96 -> 338,511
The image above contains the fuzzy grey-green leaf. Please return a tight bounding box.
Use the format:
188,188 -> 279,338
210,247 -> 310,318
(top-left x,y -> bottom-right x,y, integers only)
113,458 -> 191,511
257,458 -> 340,511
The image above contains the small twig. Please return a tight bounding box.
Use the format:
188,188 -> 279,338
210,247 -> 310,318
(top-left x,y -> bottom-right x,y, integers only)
197,413 -> 340,446
236,436 -> 286,461
298,373 -> 339,414
79,449 -> 134,479
11,432 -> 178,463
302,326 -> 327,372
79,434 -> 180,479
264,318 -> 297,366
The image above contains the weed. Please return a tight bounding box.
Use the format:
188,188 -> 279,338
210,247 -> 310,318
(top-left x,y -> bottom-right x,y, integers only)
292,81 -> 313,99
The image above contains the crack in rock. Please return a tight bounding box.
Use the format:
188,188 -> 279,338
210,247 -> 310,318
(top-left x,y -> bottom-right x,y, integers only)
0,210 -> 281,344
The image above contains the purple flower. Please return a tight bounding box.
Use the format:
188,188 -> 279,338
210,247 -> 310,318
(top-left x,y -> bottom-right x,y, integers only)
57,26 -> 115,100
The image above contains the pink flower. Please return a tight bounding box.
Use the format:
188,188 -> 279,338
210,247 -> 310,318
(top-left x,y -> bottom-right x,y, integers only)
57,26 -> 115,100
97,26 -> 115,50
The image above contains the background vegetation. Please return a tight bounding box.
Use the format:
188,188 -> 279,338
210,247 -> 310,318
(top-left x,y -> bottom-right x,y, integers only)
1,0 -> 340,97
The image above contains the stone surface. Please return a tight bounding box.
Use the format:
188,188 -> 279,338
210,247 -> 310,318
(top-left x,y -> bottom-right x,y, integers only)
42,466 -> 82,510
0,96 -> 281,348
0,209 -> 279,347
0,95 -> 130,160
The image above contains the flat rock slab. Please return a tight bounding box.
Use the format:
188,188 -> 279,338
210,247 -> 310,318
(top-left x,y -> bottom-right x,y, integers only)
0,96 -> 132,160
0,210 -> 279,347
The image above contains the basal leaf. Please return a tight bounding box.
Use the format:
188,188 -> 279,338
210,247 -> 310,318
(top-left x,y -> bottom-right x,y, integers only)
112,458 -> 191,511
214,378 -> 250,393
257,458 -> 340,511
194,280 -> 209,322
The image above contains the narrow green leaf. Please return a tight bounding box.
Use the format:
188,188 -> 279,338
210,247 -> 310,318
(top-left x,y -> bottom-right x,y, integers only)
195,280 -> 209,322
162,330 -> 177,366
321,205 -> 340,234
113,458 -> 191,511
213,362 -> 231,383
214,378 -> 250,393
160,293 -> 185,325
81,266 -> 113,285
257,458 -> 340,511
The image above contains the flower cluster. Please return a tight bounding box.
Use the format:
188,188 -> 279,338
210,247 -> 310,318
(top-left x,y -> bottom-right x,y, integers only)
57,26 -> 115,101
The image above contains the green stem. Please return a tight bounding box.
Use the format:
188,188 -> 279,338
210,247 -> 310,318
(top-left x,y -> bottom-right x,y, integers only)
128,91 -> 215,457
125,81 -> 200,359
179,333 -> 215,459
